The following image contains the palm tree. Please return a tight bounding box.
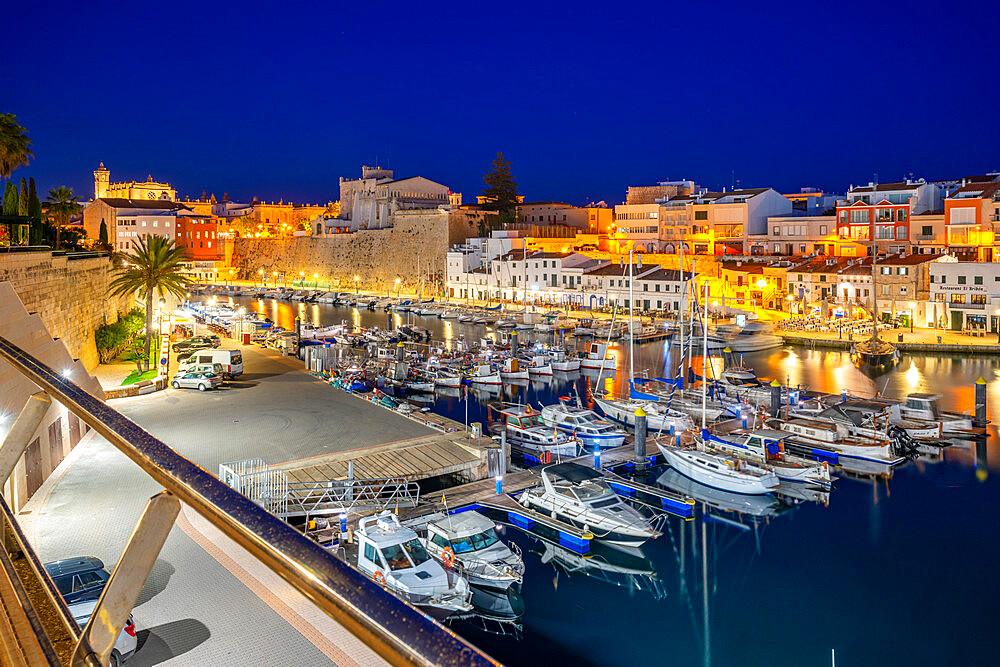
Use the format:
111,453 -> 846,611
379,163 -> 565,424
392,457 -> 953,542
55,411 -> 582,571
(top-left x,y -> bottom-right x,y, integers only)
108,236 -> 191,372
0,113 -> 33,179
44,186 -> 81,249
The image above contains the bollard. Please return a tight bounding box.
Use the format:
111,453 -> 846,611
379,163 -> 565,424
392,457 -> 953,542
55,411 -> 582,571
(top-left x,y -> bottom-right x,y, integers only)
339,512 -> 347,535
669,423 -> 675,436
841,388 -> 848,403
634,407 -> 647,471
510,331 -> 519,351
741,416 -> 747,429
495,475 -> 503,495
769,380 -> 782,416
594,444 -> 601,469
396,341 -> 405,361
974,377 -> 987,428
675,433 -> 681,447
500,430 -> 508,475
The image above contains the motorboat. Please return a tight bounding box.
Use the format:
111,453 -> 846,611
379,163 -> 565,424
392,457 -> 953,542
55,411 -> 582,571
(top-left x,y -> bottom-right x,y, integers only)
579,341 -> 615,371
593,397 -> 694,434
440,310 -> 461,319
900,393 -> 976,435
347,512 -> 472,620
547,347 -> 581,372
468,364 -> 502,385
431,367 -> 463,388
487,404 -> 579,458
726,322 -> 783,352
497,357 -> 529,382
701,428 -> 832,488
525,355 -> 553,376
518,462 -> 661,547
657,444 -> 780,495
414,511 -> 524,590
540,400 -> 627,450
771,415 -> 906,465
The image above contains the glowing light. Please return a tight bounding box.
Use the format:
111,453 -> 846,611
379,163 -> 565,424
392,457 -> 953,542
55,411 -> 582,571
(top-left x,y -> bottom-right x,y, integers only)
756,279 -> 767,290
62,369 -> 72,378
905,361 -> 920,388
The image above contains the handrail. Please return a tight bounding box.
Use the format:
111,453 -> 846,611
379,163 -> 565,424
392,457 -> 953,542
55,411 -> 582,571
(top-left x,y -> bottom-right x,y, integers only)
0,335 -> 498,667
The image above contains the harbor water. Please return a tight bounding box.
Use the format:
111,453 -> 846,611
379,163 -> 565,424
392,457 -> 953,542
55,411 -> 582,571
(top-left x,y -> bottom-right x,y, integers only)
233,297 -> 1000,666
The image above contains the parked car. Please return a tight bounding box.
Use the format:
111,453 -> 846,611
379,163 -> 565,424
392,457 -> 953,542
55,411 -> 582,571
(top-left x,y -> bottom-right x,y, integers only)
43,556 -> 109,605
176,361 -> 224,376
68,598 -> 138,666
170,370 -> 224,391
43,557 -> 137,666
171,335 -> 220,353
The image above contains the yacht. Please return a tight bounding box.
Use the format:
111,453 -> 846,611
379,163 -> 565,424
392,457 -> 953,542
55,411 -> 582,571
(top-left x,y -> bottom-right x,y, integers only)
594,397 -> 695,433
540,401 -> 627,450
519,462 -> 662,547
726,322 -> 783,352
488,404 -> 580,458
415,511 -> 524,590
657,443 -> 780,495
772,415 -> 906,464
900,393 -> 975,435
347,512 -> 472,620
701,428 -> 832,488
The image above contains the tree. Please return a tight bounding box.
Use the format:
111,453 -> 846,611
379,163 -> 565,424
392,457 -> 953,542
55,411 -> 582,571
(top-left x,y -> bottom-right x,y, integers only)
480,152 -> 519,224
99,218 -> 109,247
2,181 -> 16,216
44,185 -> 81,250
0,113 -> 33,179
18,178 -> 27,216
107,236 -> 191,372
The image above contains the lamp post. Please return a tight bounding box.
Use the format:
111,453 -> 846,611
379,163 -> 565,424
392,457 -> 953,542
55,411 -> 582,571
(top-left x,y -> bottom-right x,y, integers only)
313,272 -> 319,289
354,275 -> 360,295
395,277 -> 401,299
258,269 -> 264,287
756,278 -> 768,310
909,301 -> 916,333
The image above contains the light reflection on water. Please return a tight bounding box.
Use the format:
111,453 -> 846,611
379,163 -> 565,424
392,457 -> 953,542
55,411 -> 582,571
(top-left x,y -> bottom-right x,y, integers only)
227,297 -> 999,666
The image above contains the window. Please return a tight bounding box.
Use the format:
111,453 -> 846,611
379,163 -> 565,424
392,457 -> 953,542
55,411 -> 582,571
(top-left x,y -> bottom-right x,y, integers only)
773,227 -> 780,235
364,543 -> 378,563
899,286 -> 908,296
922,225 -> 933,236
972,294 -> 987,305
819,225 -> 827,235
881,285 -> 889,295
897,267 -> 908,275
694,210 -> 708,220
975,276 -> 983,285
934,293 -> 945,302
950,294 -> 966,304
958,276 -> 967,285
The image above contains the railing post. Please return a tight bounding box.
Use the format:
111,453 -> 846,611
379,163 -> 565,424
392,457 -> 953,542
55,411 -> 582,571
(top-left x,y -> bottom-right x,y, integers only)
72,491 -> 180,667
0,392 -> 51,518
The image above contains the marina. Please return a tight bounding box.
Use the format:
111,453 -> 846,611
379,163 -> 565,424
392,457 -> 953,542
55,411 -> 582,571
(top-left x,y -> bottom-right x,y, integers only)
198,290 -> 999,666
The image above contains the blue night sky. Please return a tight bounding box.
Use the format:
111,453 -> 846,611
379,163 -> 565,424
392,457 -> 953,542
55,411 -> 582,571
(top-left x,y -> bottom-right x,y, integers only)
5,0 -> 999,206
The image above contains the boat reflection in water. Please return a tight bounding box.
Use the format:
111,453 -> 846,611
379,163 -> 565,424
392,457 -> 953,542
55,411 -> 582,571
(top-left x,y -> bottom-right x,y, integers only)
448,585 -> 526,639
656,468 -> 790,518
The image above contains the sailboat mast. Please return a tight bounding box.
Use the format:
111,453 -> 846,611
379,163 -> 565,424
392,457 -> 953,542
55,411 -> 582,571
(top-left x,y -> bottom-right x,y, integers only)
679,241 -> 685,381
629,246 -> 635,386
701,278 -> 708,431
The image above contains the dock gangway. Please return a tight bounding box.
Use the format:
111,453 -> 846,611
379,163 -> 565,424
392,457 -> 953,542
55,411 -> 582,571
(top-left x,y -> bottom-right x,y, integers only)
0,335 -> 493,667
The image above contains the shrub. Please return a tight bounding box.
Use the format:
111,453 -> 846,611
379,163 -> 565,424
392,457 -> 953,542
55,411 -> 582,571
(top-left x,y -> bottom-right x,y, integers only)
95,308 -> 146,363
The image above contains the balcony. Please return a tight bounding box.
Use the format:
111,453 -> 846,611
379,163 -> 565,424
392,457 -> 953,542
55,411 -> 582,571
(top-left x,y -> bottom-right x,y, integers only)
913,234 -> 936,241
948,301 -> 986,310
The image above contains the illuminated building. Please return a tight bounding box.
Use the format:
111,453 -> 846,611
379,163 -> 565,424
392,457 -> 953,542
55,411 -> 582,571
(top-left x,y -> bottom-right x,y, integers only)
929,257 -> 1000,332
835,179 -> 944,254
339,166 -> 452,230
93,162 -> 176,201
944,179 -> 1000,262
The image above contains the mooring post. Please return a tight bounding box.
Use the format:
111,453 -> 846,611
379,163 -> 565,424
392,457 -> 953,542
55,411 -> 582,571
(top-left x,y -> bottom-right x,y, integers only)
770,379 -> 782,416
495,474 -> 503,495
511,331 -> 519,351
396,341 -> 405,361
594,444 -> 601,469
974,376 -> 987,428
634,407 -> 647,471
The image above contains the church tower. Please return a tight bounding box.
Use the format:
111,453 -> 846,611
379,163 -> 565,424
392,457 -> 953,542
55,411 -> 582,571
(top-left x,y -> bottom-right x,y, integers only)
94,162 -> 110,200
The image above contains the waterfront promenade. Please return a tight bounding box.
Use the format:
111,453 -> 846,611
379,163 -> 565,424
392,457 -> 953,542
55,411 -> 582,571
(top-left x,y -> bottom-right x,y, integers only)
18,343 -> 431,665
780,326 -> 1000,353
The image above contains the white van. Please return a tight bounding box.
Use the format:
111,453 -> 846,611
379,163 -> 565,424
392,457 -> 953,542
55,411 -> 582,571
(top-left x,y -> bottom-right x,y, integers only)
178,349 -> 243,378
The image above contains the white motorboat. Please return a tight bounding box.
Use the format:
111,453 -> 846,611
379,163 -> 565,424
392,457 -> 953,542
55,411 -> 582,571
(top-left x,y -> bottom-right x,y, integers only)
495,319 -> 517,329
497,357 -> 529,382
348,512 -> 472,620
468,364 -> 501,385
656,468 -> 785,517
540,401 -> 627,450
579,341 -> 615,370
525,355 -> 553,376
657,444 -> 780,495
594,397 -> 694,433
440,310 -> 460,319
458,314 -> 475,323
547,348 -> 581,372
518,462 -> 661,547
488,404 -> 579,458
771,416 -> 907,465
431,367 -> 463,388
900,393 -> 976,435
726,322 -> 783,352
415,511 -> 524,590
702,428 -> 832,488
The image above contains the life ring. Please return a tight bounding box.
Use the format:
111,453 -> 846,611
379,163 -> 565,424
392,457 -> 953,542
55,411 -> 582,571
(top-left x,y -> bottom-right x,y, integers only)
441,547 -> 456,568
372,571 -> 385,586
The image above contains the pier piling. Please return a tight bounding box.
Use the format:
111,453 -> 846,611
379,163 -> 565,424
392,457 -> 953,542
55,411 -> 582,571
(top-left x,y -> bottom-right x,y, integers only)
396,342 -> 405,361
769,380 -> 782,416
974,377 -> 987,428
634,407 -> 647,471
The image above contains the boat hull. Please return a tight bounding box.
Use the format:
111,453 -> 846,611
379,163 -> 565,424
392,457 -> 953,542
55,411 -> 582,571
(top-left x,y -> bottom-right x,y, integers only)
659,446 -> 778,495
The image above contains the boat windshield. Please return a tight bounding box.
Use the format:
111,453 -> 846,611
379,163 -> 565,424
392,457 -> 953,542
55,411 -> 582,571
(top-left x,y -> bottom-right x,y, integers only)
380,544 -> 413,571
450,530 -> 500,554
519,414 -> 544,427
575,479 -> 612,501
401,538 -> 431,566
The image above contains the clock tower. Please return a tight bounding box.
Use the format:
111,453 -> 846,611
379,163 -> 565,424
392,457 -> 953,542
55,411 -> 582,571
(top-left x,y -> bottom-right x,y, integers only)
94,162 -> 110,200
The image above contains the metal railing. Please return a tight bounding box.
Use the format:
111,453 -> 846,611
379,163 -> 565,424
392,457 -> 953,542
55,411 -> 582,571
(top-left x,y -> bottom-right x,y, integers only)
0,335 -> 497,667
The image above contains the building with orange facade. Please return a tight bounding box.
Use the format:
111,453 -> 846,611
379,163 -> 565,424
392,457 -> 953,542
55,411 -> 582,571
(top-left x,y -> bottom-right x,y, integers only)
944,179 -> 1000,262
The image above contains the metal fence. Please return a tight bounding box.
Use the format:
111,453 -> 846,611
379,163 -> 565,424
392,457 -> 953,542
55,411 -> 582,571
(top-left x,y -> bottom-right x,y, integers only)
0,335 -> 496,667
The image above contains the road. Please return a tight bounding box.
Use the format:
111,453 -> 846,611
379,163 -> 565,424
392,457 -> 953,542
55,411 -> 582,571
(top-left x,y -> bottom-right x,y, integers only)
20,343 -> 432,665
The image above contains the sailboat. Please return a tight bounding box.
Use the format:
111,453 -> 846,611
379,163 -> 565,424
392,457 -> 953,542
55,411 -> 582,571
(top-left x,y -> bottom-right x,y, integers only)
852,250 -> 898,367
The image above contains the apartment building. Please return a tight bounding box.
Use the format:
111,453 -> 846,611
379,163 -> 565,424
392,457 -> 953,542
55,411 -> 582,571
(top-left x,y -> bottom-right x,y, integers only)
929,258 -> 1000,332
612,203 -> 661,253
835,179 -> 944,254
944,181 -> 1000,262
669,188 -> 791,255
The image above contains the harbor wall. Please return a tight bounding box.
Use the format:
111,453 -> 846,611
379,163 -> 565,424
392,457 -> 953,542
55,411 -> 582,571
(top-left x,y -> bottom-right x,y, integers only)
0,251 -> 125,371
231,210 -> 481,293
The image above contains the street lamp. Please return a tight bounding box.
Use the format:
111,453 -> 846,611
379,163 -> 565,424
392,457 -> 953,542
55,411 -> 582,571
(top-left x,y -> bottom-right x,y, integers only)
354,275 -> 360,294
258,269 -> 264,286
756,278 -> 768,309
395,277 -> 401,299
909,301 -> 916,333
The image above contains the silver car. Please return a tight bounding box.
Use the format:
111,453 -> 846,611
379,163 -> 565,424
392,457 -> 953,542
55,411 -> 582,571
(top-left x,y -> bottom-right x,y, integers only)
170,370 -> 223,391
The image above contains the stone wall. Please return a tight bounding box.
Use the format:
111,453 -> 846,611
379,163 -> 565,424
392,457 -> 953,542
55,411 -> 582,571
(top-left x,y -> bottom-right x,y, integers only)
232,209 -> 482,292
0,252 -> 125,370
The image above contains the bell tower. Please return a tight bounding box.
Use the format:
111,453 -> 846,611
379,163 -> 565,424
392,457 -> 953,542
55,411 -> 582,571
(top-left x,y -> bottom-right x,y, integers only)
94,162 -> 110,200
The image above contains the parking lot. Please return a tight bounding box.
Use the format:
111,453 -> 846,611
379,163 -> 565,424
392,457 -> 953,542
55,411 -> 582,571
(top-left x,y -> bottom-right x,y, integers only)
20,342 -> 432,665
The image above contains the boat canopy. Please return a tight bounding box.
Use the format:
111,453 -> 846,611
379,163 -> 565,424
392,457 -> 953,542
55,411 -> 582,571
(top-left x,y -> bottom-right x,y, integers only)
541,462 -> 605,483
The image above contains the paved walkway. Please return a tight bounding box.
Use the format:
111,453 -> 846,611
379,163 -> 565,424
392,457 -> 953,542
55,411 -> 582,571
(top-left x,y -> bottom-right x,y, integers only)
19,343 -> 430,665
780,326 -> 1000,348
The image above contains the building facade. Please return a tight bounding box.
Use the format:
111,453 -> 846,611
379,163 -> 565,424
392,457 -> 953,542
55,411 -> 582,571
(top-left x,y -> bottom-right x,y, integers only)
929,258 -> 1000,332
339,166 -> 451,230
93,163 -> 176,201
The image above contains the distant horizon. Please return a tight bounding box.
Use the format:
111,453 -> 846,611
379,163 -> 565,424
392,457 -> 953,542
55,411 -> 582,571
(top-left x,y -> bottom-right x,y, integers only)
5,0 -> 999,207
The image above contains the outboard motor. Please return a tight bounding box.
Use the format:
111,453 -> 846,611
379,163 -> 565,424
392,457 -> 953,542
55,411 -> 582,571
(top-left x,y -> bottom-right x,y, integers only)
888,425 -> 917,457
